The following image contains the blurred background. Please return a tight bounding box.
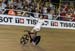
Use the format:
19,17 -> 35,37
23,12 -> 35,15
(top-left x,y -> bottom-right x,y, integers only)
0,0 -> 75,21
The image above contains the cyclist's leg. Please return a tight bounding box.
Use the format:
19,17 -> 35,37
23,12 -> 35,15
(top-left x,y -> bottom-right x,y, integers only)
32,36 -> 41,45
29,28 -> 41,45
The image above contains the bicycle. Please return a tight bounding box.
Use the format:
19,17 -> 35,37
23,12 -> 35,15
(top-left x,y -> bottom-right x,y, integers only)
20,30 -> 41,46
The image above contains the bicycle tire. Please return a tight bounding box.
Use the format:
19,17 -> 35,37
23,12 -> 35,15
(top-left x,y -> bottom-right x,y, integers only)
20,34 -> 29,45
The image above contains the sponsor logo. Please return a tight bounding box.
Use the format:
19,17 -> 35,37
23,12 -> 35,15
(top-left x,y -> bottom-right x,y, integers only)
26,19 -> 49,26
26,19 -> 38,25
0,16 -> 13,23
60,22 -> 75,28
51,21 -> 58,26
15,18 -> 24,24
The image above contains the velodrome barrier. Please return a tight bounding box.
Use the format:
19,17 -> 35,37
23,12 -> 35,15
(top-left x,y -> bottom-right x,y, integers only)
0,14 -> 75,30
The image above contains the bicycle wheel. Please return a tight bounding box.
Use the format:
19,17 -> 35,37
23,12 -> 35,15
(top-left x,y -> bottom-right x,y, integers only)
20,34 -> 29,45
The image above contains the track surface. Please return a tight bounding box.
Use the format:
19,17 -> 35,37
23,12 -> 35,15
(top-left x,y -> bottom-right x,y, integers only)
0,25 -> 75,51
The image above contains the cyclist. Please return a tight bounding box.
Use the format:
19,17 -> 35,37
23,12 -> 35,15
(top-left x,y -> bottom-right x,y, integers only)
29,14 -> 45,45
